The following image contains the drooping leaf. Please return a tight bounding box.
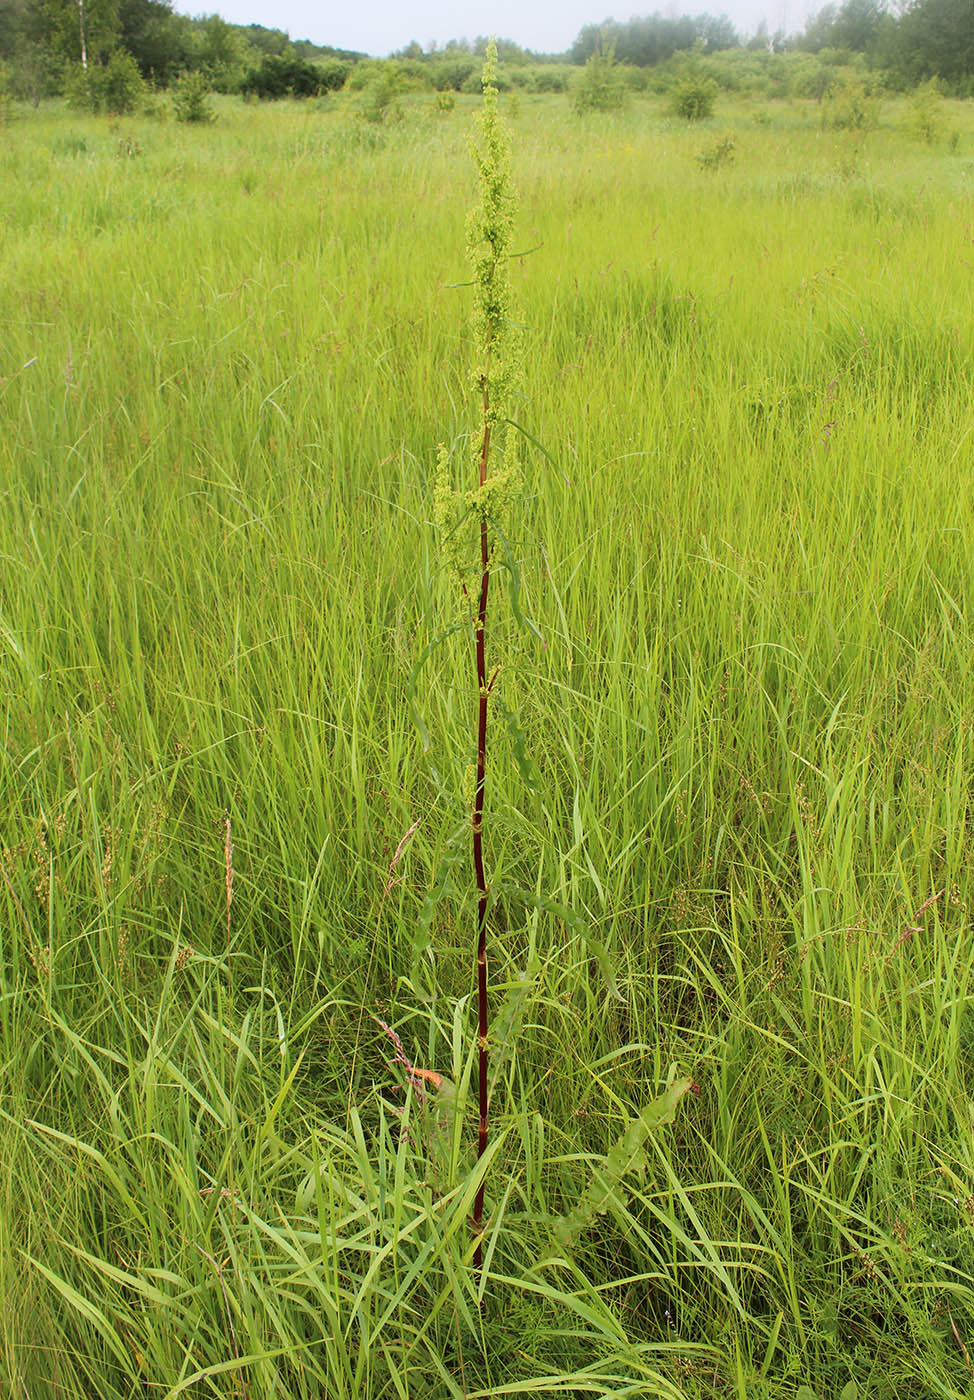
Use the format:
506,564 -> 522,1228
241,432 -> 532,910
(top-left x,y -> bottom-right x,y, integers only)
548,1078 -> 693,1254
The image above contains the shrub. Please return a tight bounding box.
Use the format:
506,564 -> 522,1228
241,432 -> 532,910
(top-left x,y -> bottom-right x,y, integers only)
346,60 -> 427,94
359,76 -> 401,124
428,57 -> 478,91
821,76 -> 880,131
435,88 -> 456,113
0,65 -> 13,125
98,51 -> 145,114
696,133 -> 736,169
140,92 -> 169,120
69,51 -> 145,115
572,46 -> 628,114
172,70 -> 215,124
670,74 -> 718,120
789,56 -> 835,100
241,54 -> 329,100
621,65 -> 650,91
343,60 -> 379,92
390,59 -> 429,89
906,80 -> 947,143
532,66 -> 571,93
316,59 -> 353,92
461,66 -> 511,93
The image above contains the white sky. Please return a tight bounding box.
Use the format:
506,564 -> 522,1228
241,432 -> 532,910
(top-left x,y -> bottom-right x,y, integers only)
177,0 -> 820,57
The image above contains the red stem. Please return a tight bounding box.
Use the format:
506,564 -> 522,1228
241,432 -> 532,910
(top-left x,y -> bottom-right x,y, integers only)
472,387 -> 491,1273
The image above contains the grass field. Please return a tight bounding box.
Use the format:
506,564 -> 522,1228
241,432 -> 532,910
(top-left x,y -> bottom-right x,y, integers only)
1,86 -> 974,1398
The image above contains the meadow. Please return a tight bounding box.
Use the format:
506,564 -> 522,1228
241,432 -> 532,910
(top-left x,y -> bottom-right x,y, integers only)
1,83 -> 974,1399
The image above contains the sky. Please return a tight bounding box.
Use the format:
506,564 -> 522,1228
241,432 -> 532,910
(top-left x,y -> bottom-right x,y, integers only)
178,0 -> 819,57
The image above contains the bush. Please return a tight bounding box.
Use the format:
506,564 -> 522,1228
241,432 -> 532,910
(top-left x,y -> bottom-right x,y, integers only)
0,64 -> 13,125
572,47 -> 628,114
621,65 -> 650,91
461,66 -> 511,93
359,76 -> 401,124
241,54 -> 332,100
669,74 -> 718,120
69,51 -> 145,115
428,57 -> 478,91
99,51 -> 145,114
532,66 -> 571,93
788,56 -> 835,100
696,133 -> 735,169
821,75 -> 880,130
906,79 -> 947,143
346,60 -> 427,94
316,59 -> 353,92
172,70 -> 215,124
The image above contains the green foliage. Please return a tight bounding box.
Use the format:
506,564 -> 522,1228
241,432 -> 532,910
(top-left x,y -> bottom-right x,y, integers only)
572,12 -> 740,65
2,0 -> 973,103
428,56 -> 478,91
99,48 -> 144,113
821,73 -> 881,128
905,77 -> 947,141
0,64 -> 13,125
697,132 -> 736,168
461,64 -> 512,93
68,49 -> 145,114
192,13 -> 246,92
787,53 -> 838,99
798,0 -> 889,56
467,54 -> 519,410
41,0 -> 120,68
345,58 -> 426,93
531,65 -> 572,92
358,75 -> 402,125
171,69 -> 214,124
50,128 -> 89,154
550,1079 -> 692,1254
315,57 -> 351,91
891,0 -> 974,87
572,44 -> 628,114
2,88 -> 974,1400
670,72 -> 718,119
434,41 -> 523,571
241,53 -> 346,99
118,0 -> 192,86
114,131 -> 143,156
428,37 -> 537,1275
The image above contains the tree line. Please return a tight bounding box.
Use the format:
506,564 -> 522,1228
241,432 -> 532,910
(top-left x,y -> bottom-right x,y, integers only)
0,0 -> 970,105
569,0 -> 973,89
0,0 -> 363,102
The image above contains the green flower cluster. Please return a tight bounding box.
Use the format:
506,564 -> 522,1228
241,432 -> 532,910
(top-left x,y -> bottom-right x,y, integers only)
434,39 -> 523,585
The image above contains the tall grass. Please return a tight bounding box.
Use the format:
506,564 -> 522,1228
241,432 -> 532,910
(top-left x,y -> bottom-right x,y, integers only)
0,89 -> 973,1397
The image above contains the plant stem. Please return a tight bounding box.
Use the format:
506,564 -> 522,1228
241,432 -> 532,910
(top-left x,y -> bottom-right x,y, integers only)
472,393 -> 491,1272
461,36 -> 517,1280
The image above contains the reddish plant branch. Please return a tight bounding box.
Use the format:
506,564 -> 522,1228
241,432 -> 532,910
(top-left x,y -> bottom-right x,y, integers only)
472,386 -> 491,1272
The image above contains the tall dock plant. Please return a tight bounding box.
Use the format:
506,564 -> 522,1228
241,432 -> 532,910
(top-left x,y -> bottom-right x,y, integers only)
432,39 -> 524,1274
